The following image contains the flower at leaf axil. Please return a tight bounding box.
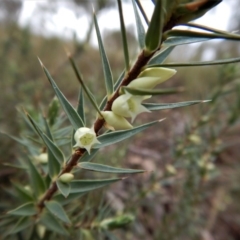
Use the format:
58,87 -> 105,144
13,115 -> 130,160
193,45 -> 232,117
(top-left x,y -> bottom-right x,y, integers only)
73,127 -> 100,154
59,173 -> 74,183
128,67 -> 176,90
112,93 -> 150,122
101,111 -> 133,130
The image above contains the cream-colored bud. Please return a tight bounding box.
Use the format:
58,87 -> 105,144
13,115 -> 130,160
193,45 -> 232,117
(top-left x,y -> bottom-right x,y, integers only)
73,127 -> 100,154
112,93 -> 150,122
128,67 -> 176,90
59,173 -> 74,183
166,164 -> 177,175
101,111 -> 133,131
35,153 -> 48,164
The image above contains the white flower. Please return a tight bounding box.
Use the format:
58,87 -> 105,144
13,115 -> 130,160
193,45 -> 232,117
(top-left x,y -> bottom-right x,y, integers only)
128,67 -> 176,90
101,111 -> 133,130
73,127 -> 100,154
112,93 -> 150,122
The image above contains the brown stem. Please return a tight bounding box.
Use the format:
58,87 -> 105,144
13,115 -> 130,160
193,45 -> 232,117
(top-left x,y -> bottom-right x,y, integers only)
37,150 -> 83,210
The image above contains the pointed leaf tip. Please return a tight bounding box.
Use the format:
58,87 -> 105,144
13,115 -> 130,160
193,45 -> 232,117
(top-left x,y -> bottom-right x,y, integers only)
202,100 -> 211,103
158,118 -> 166,123
38,57 -> 44,67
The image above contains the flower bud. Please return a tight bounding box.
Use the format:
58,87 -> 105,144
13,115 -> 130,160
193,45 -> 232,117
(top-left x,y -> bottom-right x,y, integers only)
112,93 -> 150,122
100,214 -> 134,230
59,173 -> 74,183
73,127 -> 100,154
34,153 -> 48,164
128,67 -> 176,90
101,111 -> 133,130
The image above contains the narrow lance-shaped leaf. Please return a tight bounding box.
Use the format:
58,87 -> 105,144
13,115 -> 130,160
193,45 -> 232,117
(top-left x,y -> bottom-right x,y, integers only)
143,100 -> 210,111
68,54 -> 103,117
148,46 -> 175,65
117,0 -> 130,70
80,148 -> 99,162
148,57 -> 240,68
79,162 -> 145,174
7,217 -> 32,236
43,115 -> 61,178
135,0 -> 149,25
40,211 -> 69,236
12,183 -> 34,202
162,36 -> 210,47
70,178 -> 122,193
27,157 -> 46,197
0,131 -> 29,147
145,0 -> 165,54
45,201 -> 71,224
26,113 -> 65,165
94,12 -> 114,98
132,0 -> 145,49
165,29 -> 240,42
180,22 -> 233,35
77,87 -> 85,124
7,202 -> 37,216
56,180 -> 70,198
122,86 -> 183,96
94,119 -> 164,149
39,59 -> 84,130
53,192 -> 85,206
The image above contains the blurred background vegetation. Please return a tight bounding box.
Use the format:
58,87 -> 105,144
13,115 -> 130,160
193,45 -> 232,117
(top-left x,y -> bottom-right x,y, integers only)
0,0 -> 240,239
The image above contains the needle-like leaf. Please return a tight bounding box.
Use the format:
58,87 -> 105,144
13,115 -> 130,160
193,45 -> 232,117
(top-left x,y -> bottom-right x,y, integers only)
94,12 -> 114,98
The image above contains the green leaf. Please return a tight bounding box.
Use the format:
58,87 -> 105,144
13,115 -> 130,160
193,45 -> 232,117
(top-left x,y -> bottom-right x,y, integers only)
132,0 -> 145,49
135,0 -> 149,25
7,217 -> 32,235
162,36 -> 209,47
42,115 -> 61,178
80,148 -> 99,162
94,13 -> 114,98
3,162 -> 27,170
70,178 -> 122,193
43,115 -> 53,140
53,192 -> 85,206
165,29 -> 240,42
0,131 -> 28,147
7,202 -> 37,216
148,46 -> 174,65
94,119 -> 163,149
48,150 -> 61,179
143,100 -> 210,111
117,0 -> 130,70
181,22 -> 232,35
67,55 -> 103,117
27,113 -> 65,165
27,158 -> 46,197
56,180 -> 70,198
40,60 -> 84,130
77,87 -> 86,124
122,86 -> 183,96
40,211 -> 69,236
45,201 -> 71,224
12,183 -> 34,202
148,57 -> 240,68
145,0 -> 164,53
78,162 -> 145,174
